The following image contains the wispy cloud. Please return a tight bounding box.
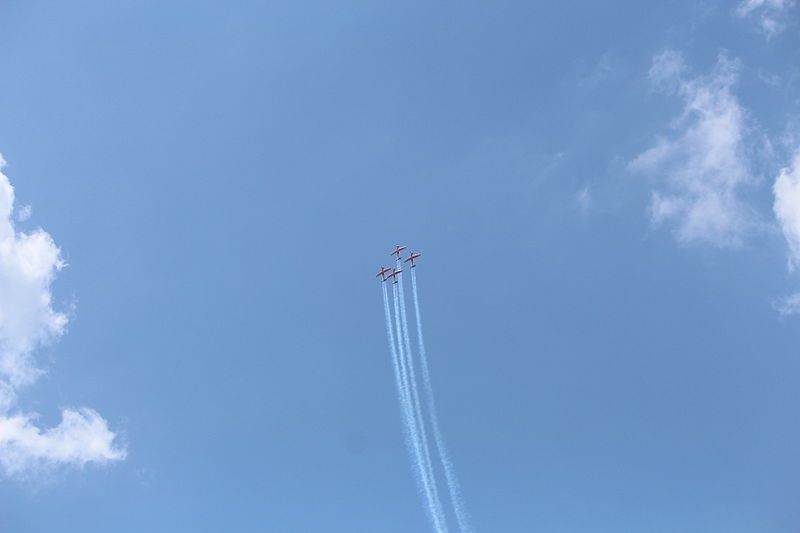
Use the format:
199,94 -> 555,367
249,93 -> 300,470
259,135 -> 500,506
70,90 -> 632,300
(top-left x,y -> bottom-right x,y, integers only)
774,291 -> 800,315
773,148 -> 800,268
15,204 -> 32,223
735,0 -> 796,38
0,154 -> 124,476
576,185 -> 591,214
578,53 -> 618,90
629,51 -> 761,248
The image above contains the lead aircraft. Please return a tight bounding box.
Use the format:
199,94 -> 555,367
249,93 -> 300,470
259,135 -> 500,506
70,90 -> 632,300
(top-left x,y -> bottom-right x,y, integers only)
390,245 -> 407,260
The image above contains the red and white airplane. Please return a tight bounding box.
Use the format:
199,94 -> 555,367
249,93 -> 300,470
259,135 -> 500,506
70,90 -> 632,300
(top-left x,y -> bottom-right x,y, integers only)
404,252 -> 422,268
390,245 -> 407,260
385,268 -> 403,284
375,266 -> 392,280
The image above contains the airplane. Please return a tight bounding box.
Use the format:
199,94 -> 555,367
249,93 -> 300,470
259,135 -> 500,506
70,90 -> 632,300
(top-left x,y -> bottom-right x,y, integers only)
386,268 -> 403,284
390,245 -> 407,260
404,252 -> 422,268
375,266 -> 392,280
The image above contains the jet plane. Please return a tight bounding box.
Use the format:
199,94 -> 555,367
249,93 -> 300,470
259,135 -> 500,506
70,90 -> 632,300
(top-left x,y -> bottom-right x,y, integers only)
375,266 -> 392,280
386,268 -> 403,284
404,252 -> 422,268
390,245 -> 407,260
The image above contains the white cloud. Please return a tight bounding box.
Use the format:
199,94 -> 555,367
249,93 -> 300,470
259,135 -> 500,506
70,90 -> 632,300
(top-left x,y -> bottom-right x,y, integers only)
629,51 -> 760,248
774,291 -> 800,315
578,53 -> 618,90
0,409 -> 125,475
15,204 -> 32,222
773,149 -> 800,269
0,160 -> 67,408
0,154 -> 124,476
576,185 -> 591,214
735,0 -> 796,38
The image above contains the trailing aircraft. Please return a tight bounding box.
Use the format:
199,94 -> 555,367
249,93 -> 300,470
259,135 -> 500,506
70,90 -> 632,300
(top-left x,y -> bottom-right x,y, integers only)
404,252 -> 422,268
385,268 -> 403,284
375,266 -> 392,280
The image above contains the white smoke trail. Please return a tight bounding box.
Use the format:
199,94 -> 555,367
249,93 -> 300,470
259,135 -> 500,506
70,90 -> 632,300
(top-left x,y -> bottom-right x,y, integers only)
396,266 -> 449,531
382,284 -> 419,468
411,269 -> 473,533
388,282 -> 449,533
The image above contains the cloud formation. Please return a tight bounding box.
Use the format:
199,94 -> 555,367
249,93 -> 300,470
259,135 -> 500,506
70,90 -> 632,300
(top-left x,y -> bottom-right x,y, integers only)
775,292 -> 800,316
0,155 -> 124,476
629,51 -> 760,248
773,149 -> 800,269
15,204 -> 32,223
735,0 -> 796,38
576,185 -> 591,214
0,409 -> 124,475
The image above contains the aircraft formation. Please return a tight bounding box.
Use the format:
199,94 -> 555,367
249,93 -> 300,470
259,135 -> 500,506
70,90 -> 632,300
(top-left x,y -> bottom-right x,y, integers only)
376,245 -> 471,533
376,245 -> 423,284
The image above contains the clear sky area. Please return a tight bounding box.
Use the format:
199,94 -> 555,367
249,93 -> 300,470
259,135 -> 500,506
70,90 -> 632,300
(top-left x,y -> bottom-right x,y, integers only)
1,1 -> 799,532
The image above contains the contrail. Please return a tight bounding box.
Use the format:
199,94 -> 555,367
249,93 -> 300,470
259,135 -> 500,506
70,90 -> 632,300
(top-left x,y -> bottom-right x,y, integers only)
388,282 -> 449,533
396,265 -> 449,531
383,284 -> 429,523
381,284 -> 418,468
411,269 -> 473,533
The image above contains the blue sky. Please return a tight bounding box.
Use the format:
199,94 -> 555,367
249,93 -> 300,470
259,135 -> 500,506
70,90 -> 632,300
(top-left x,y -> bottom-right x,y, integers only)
0,1 -> 799,531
